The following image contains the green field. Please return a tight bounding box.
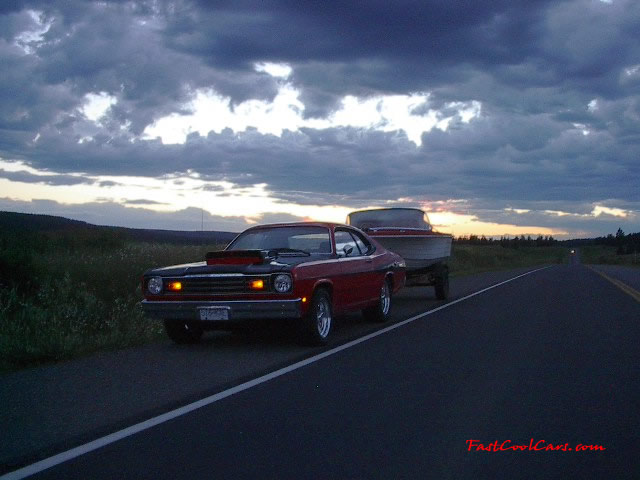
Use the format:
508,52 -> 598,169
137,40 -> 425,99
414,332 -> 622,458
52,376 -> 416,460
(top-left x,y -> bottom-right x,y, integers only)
579,245 -> 640,267
450,244 -> 568,277
0,231 -> 568,372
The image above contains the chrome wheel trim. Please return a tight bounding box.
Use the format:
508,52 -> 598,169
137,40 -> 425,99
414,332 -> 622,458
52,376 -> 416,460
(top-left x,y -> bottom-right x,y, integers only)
381,281 -> 391,315
315,297 -> 332,338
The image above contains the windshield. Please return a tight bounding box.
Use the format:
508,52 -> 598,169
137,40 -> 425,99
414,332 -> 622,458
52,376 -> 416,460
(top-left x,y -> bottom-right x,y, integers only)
347,209 -> 431,230
227,226 -> 332,254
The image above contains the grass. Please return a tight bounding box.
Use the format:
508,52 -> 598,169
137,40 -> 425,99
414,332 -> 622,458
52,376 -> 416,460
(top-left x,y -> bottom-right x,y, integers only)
578,245 -> 640,268
1,235 -> 568,373
0,239 -> 223,373
449,244 -> 568,277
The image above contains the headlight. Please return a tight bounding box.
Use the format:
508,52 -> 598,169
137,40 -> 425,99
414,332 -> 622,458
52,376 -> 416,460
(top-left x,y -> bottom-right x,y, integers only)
273,274 -> 292,293
147,276 -> 163,295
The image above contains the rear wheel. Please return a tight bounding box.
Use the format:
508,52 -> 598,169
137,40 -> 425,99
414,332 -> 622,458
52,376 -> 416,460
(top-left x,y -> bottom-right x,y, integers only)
302,289 -> 333,346
164,320 -> 204,344
434,265 -> 449,300
363,278 -> 392,323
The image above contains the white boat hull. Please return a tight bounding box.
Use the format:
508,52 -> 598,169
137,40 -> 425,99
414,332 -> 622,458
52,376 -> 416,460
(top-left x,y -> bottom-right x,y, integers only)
372,235 -> 452,270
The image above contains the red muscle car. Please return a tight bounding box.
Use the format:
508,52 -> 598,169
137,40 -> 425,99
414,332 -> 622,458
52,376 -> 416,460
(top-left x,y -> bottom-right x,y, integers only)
141,222 -> 406,345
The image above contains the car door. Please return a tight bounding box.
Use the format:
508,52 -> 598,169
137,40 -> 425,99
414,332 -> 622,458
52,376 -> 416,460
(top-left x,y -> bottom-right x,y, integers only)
348,228 -> 382,302
334,228 -> 376,308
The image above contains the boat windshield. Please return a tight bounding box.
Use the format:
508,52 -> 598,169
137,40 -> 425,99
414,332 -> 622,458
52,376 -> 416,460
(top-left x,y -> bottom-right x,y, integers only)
347,209 -> 431,230
227,226 -> 332,254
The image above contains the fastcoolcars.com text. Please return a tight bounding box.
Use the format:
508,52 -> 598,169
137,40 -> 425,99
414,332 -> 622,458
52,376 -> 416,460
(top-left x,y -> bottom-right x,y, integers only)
466,439 -> 606,452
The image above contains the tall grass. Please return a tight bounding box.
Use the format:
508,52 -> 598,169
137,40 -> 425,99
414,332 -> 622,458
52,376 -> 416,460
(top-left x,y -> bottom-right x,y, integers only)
0,239 -> 222,372
579,245 -> 640,267
450,244 -> 567,277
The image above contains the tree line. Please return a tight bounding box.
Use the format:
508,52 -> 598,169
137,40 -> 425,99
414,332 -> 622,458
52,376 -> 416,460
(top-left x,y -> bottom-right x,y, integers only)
592,228 -> 640,255
453,234 -> 557,248
454,228 -> 640,254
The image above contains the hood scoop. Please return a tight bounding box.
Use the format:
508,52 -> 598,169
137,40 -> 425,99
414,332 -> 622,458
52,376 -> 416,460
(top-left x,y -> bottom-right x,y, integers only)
206,249 -> 265,266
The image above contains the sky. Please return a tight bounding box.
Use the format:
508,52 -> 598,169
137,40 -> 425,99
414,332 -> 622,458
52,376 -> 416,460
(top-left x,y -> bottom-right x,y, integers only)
1,0 -> 639,238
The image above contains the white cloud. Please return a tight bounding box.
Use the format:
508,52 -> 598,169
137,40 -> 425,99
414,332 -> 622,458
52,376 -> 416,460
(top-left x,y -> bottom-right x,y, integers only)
592,205 -> 630,218
143,85 -> 304,143
625,65 -> 640,76
254,62 -> 293,79
143,76 -> 481,146
541,205 -> 633,219
311,94 -> 442,146
81,92 -> 117,123
14,10 -> 52,54
572,122 -> 590,135
544,209 -> 574,217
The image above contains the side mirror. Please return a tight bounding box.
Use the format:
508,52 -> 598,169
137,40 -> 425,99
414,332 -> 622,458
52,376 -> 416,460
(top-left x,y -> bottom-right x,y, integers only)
343,245 -> 354,257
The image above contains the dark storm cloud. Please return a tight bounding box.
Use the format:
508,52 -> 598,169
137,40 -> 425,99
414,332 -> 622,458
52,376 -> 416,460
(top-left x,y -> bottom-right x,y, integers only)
182,1 -> 548,69
0,168 -> 90,185
97,180 -> 119,187
157,0 -> 568,115
124,199 -> 168,205
0,0 -> 639,235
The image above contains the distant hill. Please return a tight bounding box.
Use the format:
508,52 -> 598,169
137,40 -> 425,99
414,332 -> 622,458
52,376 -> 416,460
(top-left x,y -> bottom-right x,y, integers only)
0,211 -> 95,233
0,211 -> 238,245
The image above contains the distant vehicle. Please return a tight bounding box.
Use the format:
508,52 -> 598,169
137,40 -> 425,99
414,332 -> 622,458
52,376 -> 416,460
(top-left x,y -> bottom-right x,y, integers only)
347,208 -> 452,299
570,249 -> 575,254
141,222 -> 406,345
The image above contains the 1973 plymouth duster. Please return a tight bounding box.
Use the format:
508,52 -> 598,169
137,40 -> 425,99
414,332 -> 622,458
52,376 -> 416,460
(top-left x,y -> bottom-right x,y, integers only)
141,222 -> 406,345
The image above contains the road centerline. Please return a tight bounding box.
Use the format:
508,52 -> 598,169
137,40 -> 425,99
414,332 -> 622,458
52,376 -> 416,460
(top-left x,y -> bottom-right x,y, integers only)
0,265 -> 554,480
586,266 -> 640,303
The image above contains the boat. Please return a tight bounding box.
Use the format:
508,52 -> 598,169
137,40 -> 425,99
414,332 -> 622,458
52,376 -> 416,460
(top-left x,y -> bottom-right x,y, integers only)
346,208 -> 452,269
346,208 -> 452,299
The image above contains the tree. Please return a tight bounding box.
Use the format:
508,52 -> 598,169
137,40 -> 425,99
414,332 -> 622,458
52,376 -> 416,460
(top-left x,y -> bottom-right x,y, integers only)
616,228 -> 625,255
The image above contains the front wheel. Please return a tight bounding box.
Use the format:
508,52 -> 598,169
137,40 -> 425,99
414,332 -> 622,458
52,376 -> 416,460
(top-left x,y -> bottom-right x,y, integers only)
302,289 -> 333,346
164,320 -> 204,344
363,278 -> 392,323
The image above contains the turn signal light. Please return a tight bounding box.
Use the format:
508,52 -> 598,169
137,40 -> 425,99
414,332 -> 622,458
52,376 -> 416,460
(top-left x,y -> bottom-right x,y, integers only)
168,281 -> 182,291
250,279 -> 265,290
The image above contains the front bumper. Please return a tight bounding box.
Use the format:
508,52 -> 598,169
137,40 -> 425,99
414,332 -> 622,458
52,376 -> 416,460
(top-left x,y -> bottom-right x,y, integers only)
141,298 -> 303,321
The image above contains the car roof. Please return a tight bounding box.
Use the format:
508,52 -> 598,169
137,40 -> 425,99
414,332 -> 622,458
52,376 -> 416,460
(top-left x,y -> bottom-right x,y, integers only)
242,222 -> 349,230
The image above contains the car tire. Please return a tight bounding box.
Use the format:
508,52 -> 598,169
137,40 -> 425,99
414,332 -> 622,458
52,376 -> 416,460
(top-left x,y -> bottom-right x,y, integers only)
164,319 -> 204,344
363,277 -> 392,323
434,266 -> 449,300
302,289 -> 333,346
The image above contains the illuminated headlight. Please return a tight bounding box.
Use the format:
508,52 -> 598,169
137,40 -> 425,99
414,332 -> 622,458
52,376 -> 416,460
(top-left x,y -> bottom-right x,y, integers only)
147,276 -> 163,295
273,274 -> 292,293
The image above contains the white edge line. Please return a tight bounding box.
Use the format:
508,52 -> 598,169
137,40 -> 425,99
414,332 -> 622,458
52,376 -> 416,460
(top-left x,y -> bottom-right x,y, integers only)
1,265 -> 554,480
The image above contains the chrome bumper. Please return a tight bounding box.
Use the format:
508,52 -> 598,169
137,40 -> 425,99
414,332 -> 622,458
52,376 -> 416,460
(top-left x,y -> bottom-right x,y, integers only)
141,298 -> 303,321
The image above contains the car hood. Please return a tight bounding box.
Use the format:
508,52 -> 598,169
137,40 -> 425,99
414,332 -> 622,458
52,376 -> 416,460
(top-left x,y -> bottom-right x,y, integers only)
144,255 -> 325,277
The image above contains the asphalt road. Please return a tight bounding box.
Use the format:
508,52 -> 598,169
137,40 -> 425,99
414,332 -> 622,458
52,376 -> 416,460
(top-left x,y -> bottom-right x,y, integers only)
2,262 -> 639,479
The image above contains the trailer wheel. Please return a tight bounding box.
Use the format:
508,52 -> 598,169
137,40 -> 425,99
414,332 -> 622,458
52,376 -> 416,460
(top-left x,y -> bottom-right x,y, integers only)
434,265 -> 449,300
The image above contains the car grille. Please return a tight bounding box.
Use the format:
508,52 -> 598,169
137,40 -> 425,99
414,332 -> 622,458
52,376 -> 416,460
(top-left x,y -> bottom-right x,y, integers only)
164,275 -> 270,294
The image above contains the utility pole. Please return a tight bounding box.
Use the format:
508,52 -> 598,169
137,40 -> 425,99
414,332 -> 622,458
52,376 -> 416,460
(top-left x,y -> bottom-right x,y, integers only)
201,207 -> 204,231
